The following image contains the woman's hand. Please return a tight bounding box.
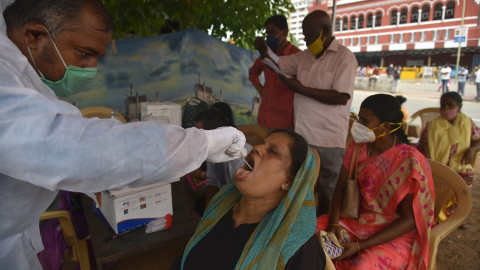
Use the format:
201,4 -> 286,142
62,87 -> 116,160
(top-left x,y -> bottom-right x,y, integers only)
327,224 -> 343,239
333,241 -> 359,261
461,148 -> 475,165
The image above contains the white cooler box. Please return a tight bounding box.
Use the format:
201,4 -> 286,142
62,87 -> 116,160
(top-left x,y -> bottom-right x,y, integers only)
93,179 -> 178,234
141,102 -> 182,125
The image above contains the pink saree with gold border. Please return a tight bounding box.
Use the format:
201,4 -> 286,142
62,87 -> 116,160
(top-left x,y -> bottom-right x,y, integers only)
317,142 -> 435,270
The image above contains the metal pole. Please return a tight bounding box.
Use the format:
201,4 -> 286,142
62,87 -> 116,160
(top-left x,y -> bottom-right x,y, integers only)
455,0 -> 466,82
332,0 -> 337,34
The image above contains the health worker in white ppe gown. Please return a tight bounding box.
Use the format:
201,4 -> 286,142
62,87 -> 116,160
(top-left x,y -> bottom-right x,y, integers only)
0,0 -> 247,269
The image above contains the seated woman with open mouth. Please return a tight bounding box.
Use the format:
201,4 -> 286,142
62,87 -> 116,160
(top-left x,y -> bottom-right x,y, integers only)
179,129 -> 325,270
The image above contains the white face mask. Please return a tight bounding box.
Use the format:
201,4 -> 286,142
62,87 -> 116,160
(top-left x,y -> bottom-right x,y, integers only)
351,121 -> 403,144
351,121 -> 376,143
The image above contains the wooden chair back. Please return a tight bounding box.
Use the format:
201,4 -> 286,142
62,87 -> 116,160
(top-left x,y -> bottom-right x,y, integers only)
238,125 -> 268,146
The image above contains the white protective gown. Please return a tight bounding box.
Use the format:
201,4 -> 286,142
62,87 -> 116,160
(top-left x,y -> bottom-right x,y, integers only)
0,1 -> 212,268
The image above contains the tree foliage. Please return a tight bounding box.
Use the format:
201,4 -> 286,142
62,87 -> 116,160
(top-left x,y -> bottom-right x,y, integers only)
101,0 -> 294,49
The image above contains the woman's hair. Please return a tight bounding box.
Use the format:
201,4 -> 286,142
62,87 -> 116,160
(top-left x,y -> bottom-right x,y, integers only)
210,102 -> 235,127
361,94 -> 409,144
441,92 -> 463,109
199,109 -> 230,130
269,129 -> 308,178
395,95 -> 407,105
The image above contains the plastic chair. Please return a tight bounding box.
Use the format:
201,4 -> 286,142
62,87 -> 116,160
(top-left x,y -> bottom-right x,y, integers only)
427,159 -> 472,270
406,107 -> 440,137
40,211 -> 91,270
80,106 -> 127,124
238,125 -> 268,146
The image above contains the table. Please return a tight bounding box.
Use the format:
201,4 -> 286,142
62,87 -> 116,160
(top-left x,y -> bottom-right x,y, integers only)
82,181 -> 200,269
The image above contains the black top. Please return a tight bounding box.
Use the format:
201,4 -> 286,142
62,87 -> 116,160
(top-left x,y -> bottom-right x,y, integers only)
182,209 -> 325,270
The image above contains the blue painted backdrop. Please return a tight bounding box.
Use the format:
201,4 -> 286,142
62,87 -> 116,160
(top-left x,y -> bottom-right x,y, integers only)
63,29 -> 262,125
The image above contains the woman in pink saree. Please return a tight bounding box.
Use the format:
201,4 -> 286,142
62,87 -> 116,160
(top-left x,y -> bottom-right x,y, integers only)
317,94 -> 435,269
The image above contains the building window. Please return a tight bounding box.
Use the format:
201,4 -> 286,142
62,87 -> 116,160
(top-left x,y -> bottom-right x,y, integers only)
432,30 -> 437,40
367,13 -> 373,28
444,29 -> 450,39
411,32 -> 416,42
422,5 -> 430,22
400,8 -> 408,24
356,37 -> 360,45
350,37 -> 353,45
335,18 -> 341,31
343,17 -> 348,31
366,36 -> 370,44
434,3 -> 443,20
446,1 -> 455,19
350,15 -> 356,30
411,7 -> 419,22
358,14 -> 364,29
391,10 -> 398,25
420,31 -> 426,41
374,35 -> 379,44
375,12 -> 382,27
399,33 -> 404,43
390,34 -> 394,43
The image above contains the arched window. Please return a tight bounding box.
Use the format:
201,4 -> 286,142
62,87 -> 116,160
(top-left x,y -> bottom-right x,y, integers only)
350,15 -> 356,30
445,1 -> 455,19
421,5 -> 430,22
411,7 -> 419,22
400,8 -> 408,24
391,10 -> 398,25
434,3 -> 443,20
343,17 -> 348,31
335,18 -> 341,31
358,14 -> 364,29
375,12 -> 382,27
367,13 -> 373,27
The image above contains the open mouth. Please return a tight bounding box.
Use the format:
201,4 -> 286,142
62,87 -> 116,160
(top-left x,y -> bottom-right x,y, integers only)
244,156 -> 255,172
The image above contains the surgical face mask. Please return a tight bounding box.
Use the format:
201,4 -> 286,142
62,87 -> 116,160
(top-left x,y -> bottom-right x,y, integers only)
441,108 -> 458,121
307,28 -> 326,56
351,121 -> 402,144
27,29 -> 97,97
266,33 -> 283,51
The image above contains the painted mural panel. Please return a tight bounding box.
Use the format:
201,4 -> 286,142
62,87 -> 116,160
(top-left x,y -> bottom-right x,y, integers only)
62,29 -> 262,126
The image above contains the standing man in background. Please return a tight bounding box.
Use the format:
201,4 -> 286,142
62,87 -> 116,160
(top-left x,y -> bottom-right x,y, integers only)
440,64 -> 452,94
254,10 -> 357,215
392,65 -> 402,93
249,15 -> 300,131
457,66 -> 468,96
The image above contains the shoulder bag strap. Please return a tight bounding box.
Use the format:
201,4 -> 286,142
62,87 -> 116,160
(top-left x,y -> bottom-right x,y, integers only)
348,144 -> 361,180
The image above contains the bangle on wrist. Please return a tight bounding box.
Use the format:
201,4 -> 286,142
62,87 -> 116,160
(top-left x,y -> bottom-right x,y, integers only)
356,239 -> 361,253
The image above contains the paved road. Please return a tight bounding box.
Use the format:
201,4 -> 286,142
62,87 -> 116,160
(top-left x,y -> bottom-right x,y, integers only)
351,81 -> 480,126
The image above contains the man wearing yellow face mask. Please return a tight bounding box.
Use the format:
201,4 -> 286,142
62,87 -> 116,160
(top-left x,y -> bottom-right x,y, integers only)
254,10 -> 357,216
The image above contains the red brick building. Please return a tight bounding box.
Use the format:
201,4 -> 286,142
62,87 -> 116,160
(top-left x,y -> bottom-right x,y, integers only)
309,0 -> 480,70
